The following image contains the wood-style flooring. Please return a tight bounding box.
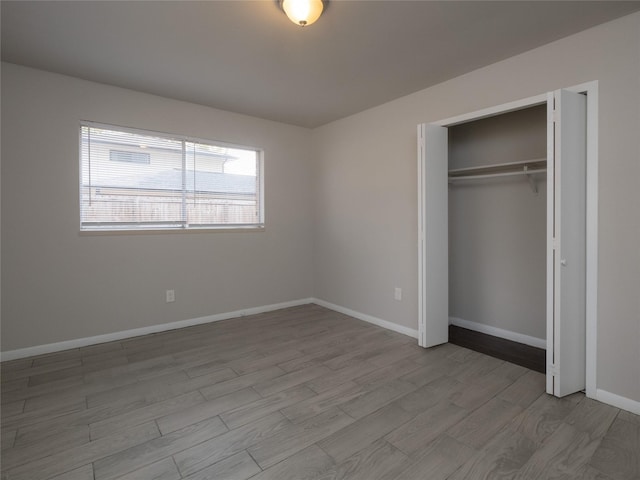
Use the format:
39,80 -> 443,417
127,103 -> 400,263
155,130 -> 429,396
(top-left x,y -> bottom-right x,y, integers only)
1,304 -> 638,480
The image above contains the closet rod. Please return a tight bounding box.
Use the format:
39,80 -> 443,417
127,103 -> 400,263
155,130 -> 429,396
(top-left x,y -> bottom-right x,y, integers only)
448,158 -> 546,176
448,168 -> 546,181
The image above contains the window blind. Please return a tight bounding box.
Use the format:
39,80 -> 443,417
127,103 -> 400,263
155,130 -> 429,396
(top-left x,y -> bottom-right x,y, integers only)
80,123 -> 263,231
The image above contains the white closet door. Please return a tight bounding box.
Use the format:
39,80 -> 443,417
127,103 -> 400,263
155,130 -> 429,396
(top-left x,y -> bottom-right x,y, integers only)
418,124 -> 449,348
547,89 -> 587,397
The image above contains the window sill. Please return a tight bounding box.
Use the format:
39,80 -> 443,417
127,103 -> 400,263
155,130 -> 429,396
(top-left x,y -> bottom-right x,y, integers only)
79,225 -> 265,236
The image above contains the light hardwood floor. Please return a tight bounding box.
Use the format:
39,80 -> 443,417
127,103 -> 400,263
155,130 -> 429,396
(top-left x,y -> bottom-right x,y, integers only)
1,304 -> 638,480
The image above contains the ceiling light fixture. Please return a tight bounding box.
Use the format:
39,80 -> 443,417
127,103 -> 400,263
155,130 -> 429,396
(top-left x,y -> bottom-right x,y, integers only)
281,0 -> 324,27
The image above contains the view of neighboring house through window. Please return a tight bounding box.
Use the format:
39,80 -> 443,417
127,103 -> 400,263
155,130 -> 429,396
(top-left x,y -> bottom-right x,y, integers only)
80,123 -> 263,230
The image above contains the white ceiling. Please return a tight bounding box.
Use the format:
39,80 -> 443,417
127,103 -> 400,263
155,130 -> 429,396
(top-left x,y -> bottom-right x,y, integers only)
2,1 -> 639,128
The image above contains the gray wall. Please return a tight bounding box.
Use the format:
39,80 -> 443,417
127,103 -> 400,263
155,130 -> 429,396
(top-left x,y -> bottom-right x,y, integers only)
449,107 -> 547,340
1,63 -> 314,351
313,12 -> 640,402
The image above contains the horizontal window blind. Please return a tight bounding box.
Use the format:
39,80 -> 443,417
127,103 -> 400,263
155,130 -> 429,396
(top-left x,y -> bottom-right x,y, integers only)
80,123 -> 263,231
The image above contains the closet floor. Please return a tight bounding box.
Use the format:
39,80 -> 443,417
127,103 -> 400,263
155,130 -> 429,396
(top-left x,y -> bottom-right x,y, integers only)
449,325 -> 546,373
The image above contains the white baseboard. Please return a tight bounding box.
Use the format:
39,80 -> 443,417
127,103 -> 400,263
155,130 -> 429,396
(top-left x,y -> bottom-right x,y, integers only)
311,298 -> 419,339
3,297 -> 637,416
0,298 -> 314,362
595,389 -> 640,415
449,316 -> 546,349
1,297 -> 417,362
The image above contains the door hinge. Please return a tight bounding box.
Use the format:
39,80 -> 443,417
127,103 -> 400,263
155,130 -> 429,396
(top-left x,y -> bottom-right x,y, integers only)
548,364 -> 559,376
552,237 -> 558,250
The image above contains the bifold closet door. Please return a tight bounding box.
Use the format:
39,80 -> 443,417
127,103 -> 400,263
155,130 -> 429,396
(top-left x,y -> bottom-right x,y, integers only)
547,89 -> 587,397
417,124 -> 449,348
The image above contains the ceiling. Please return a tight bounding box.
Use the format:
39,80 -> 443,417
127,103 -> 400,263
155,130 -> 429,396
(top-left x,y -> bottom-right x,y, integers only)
2,1 -> 639,128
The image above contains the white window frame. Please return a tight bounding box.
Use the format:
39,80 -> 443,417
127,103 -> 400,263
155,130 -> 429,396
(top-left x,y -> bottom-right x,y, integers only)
79,121 -> 265,232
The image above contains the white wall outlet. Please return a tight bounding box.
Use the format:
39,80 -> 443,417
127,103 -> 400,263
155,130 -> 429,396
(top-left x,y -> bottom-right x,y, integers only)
166,289 -> 175,303
394,287 -> 402,301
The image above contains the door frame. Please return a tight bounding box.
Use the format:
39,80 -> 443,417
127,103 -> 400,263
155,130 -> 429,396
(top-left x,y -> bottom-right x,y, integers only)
417,81 -> 598,399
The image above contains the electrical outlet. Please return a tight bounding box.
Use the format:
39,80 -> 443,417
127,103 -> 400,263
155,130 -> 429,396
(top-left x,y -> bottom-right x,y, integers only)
166,289 -> 175,303
394,287 -> 402,301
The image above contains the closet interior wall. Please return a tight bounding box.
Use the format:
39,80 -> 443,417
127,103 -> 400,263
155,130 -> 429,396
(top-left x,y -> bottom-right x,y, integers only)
448,105 -> 547,341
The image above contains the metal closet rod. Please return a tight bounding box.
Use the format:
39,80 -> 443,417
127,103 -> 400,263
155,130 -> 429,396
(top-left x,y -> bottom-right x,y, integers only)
448,158 -> 547,181
448,159 -> 547,194
448,168 -> 546,181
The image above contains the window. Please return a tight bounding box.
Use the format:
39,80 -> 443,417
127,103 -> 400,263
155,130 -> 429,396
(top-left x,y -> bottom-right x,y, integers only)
80,123 -> 264,231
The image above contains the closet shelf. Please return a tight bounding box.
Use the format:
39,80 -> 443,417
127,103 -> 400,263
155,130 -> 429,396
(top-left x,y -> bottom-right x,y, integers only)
448,158 -> 546,177
448,158 -> 547,194
448,168 -> 546,181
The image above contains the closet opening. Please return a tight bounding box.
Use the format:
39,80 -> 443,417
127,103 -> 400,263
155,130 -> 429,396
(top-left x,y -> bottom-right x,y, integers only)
418,83 -> 598,399
447,105 -> 547,373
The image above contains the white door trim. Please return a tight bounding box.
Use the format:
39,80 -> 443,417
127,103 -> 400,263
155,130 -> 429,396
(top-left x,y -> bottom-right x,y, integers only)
418,81 -> 598,399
